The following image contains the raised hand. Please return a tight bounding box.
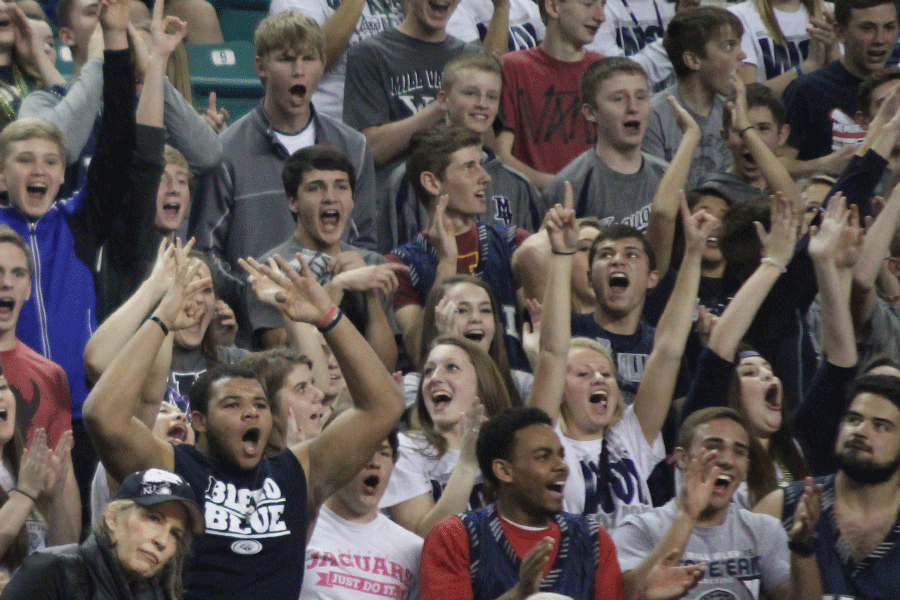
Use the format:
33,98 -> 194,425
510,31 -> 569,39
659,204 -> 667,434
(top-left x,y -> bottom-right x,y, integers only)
681,191 -> 720,254
16,428 -> 49,502
152,243 -> 209,331
679,448 -> 720,522
43,430 -> 74,499
788,476 -> 822,545
240,255 -> 287,307
545,181 -> 577,255
458,402 -> 486,466
643,549 -> 706,600
757,192 -> 799,271
521,298 -> 543,365
211,299 -> 238,347
329,262 -> 408,298
10,5 -> 42,68
424,194 -> 458,263
203,92 -> 230,134
245,254 -> 336,324
100,0 -> 132,34
149,0 -> 187,61
514,537 -> 554,598
434,294 -> 459,336
667,94 -> 700,136
727,72 -> 750,130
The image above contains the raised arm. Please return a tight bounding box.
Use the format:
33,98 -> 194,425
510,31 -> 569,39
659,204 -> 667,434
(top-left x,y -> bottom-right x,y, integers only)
83,247 -> 208,480
646,96 -> 700,277
808,194 -> 859,368
527,182 -> 576,422
853,183 -> 900,333
244,254 -> 404,517
707,194 -> 800,360
634,198 -> 717,444
728,74 -> 801,215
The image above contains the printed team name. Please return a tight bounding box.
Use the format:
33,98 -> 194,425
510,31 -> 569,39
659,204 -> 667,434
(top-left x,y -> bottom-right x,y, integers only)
390,71 -> 443,97
204,476 -> 289,538
682,555 -> 762,579
308,552 -> 415,588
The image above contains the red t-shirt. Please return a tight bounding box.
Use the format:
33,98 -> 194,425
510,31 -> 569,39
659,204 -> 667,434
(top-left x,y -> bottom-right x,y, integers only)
1,339 -> 71,447
500,47 -> 603,174
387,223 -> 530,310
420,513 -> 624,600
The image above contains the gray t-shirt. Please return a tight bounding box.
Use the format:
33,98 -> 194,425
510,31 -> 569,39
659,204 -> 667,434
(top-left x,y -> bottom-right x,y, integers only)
613,500 -> 790,600
245,236 -> 392,344
344,28 -> 472,181
542,148 -> 668,231
644,84 -> 733,190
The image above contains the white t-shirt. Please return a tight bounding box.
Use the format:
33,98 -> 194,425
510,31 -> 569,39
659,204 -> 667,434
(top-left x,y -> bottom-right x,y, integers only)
379,431 -> 484,509
586,0 -> 674,59
558,404 -> 664,531
301,505 -> 423,600
269,0 -> 404,121
729,0 -> 812,83
274,120 -> 317,157
446,0 -> 545,49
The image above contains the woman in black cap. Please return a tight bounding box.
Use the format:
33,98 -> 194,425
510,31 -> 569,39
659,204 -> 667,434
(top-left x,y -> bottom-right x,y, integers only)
0,467 -> 203,600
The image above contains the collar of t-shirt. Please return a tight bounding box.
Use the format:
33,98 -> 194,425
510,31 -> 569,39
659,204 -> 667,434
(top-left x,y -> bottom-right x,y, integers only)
275,120 -> 316,156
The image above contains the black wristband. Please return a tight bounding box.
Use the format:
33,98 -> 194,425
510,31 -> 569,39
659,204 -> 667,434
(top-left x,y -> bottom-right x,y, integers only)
739,126 -> 755,137
149,315 -> 169,336
551,250 -> 577,255
317,308 -> 344,333
788,538 -> 816,557
12,488 -> 38,503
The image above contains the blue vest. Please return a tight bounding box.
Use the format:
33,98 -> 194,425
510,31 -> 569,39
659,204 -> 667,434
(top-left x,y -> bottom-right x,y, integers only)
459,505 -> 599,600
783,475 -> 900,600
392,223 -> 529,370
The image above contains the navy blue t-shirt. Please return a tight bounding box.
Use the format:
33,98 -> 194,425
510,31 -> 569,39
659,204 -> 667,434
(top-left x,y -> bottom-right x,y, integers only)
174,445 -> 309,600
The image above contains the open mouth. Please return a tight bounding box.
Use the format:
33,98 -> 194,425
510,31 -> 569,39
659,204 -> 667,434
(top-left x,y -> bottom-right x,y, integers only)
713,474 -> 732,490
589,390 -> 608,406
428,0 -> 451,17
431,391 -> 452,407
765,383 -> 780,410
362,475 -> 380,490
162,202 -> 181,217
168,423 -> 188,443
241,427 -> 261,455
320,209 -> 340,227
608,273 -> 629,291
26,184 -> 47,198
624,120 -> 641,133
705,236 -> 719,248
0,408 -> 7,421
463,330 -> 485,342
290,84 -> 307,98
546,482 -> 564,495
0,297 -> 14,314
0,19 -> 11,28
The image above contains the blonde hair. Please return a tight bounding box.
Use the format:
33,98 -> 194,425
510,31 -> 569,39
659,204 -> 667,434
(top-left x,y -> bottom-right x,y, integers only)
754,0 -> 817,46
100,499 -> 193,600
254,12 -> 324,61
0,117 -> 66,163
441,52 -> 501,93
560,338 -> 625,436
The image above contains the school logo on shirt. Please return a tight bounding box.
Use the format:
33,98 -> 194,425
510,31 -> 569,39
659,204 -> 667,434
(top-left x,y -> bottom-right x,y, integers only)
307,552 -> 415,599
830,109 -> 866,152
616,21 -> 665,56
493,196 -> 513,225
203,476 -> 290,549
757,36 -> 808,81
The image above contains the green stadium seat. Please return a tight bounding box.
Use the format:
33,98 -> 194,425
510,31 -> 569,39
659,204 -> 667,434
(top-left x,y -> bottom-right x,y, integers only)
217,7 -> 267,42
186,41 -> 263,100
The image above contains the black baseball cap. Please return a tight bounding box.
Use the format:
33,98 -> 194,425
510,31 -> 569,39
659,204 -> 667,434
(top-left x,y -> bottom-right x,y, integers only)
114,468 -> 204,534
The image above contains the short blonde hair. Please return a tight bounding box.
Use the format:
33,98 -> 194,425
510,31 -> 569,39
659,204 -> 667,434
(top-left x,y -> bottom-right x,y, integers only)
0,118 -> 66,163
254,12 -> 324,61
